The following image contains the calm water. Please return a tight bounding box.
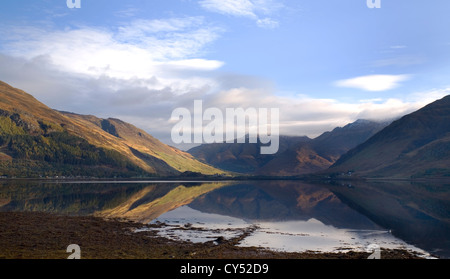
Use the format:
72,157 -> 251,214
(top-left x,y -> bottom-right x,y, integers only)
1,179 -> 449,258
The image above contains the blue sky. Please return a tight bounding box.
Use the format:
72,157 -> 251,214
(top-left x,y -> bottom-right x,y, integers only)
1,0 -> 450,147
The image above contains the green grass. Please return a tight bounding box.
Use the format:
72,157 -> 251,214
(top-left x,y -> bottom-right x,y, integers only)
0,116 -> 25,135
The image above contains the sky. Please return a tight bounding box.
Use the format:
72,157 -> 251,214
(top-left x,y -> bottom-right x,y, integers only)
0,0 -> 450,149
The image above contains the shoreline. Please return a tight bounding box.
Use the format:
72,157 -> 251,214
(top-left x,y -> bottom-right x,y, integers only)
2,176 -> 450,183
0,212 -> 428,259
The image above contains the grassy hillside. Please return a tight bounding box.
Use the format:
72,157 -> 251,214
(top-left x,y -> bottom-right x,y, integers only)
0,81 -> 226,178
330,95 -> 450,178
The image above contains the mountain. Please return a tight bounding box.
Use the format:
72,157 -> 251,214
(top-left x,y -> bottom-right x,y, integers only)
188,120 -> 387,176
256,119 -> 388,176
0,81 -> 225,178
330,95 -> 450,178
188,135 -> 311,173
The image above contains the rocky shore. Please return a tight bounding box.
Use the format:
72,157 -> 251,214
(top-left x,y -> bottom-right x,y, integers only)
0,212 -> 426,259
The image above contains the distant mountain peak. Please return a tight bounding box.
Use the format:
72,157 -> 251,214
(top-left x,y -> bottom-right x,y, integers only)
348,119 -> 375,126
189,118 -> 388,176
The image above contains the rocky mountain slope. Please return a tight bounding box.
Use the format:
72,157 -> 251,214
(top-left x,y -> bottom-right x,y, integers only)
0,81 -> 225,177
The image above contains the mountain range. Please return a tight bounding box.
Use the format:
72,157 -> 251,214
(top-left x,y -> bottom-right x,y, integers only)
190,96 -> 450,179
188,119 -> 388,176
1,80 -> 449,179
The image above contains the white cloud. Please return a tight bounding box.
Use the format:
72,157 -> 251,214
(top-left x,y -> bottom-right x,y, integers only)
256,18 -> 279,29
199,0 -> 257,18
199,0 -> 283,28
0,51 -> 445,150
2,17 -> 223,83
407,87 -> 450,104
0,16 -> 447,150
334,74 -> 411,92
163,59 -> 225,71
189,87 -> 433,140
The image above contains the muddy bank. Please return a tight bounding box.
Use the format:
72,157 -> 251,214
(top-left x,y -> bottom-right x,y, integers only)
0,212 -> 426,259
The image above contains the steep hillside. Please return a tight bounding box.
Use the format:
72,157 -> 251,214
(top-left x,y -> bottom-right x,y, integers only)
188,135 -> 311,173
257,120 -> 387,176
0,81 -> 225,177
330,95 -> 450,178
61,112 -> 225,176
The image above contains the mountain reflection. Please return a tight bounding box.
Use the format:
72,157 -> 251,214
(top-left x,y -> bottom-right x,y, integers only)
322,179 -> 450,258
1,179 -> 449,257
188,181 -> 380,230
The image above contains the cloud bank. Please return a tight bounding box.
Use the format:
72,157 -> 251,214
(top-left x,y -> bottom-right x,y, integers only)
335,74 -> 411,92
0,17 -> 447,150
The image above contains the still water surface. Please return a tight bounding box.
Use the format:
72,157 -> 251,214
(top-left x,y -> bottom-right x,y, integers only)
1,179 -> 449,258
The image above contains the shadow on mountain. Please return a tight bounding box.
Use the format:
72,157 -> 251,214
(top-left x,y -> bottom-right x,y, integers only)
320,179 -> 450,258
